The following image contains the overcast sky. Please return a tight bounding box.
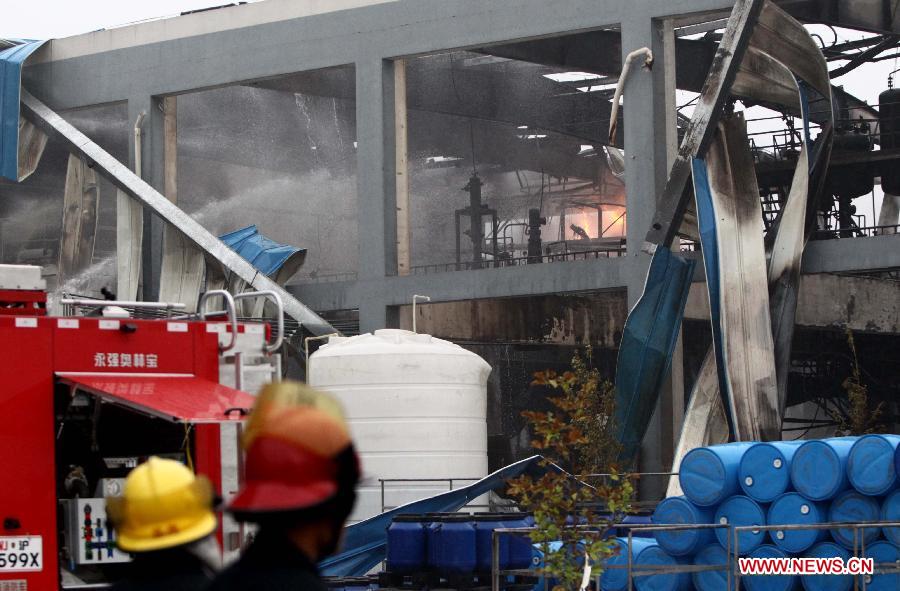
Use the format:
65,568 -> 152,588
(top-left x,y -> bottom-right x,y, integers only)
0,1 -> 259,39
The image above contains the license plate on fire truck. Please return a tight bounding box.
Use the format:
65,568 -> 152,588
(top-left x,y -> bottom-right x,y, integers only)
0,537 -> 42,572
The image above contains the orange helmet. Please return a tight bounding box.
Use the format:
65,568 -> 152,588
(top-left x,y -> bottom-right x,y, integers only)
227,381 -> 360,517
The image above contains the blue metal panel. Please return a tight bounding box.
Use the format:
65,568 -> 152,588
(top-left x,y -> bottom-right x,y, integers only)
219,225 -> 306,277
614,247 -> 696,465
0,39 -> 43,181
690,157 -> 734,438
319,455 -> 550,576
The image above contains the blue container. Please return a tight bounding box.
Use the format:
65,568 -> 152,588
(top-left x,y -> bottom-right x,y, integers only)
800,542 -> 852,591
790,438 -> 858,501
600,537 -> 658,591
740,441 -> 804,503
473,514 -> 509,571
743,545 -> 797,591
767,493 -> 828,553
387,515 -> 426,574
633,545 -> 692,591
880,489 -> 900,545
863,540 -> 900,591
651,496 -> 716,556
714,495 -> 767,555
679,443 -> 755,507
501,514 -> 533,570
425,514 -> 444,568
620,514 -> 655,538
691,543 -> 730,591
827,490 -> 880,549
847,434 -> 900,496
434,515 -> 477,575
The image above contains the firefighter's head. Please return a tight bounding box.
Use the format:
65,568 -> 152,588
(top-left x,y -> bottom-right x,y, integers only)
107,457 -> 217,553
226,381 -> 360,559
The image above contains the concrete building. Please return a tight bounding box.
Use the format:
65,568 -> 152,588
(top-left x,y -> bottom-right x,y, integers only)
3,0 -> 899,497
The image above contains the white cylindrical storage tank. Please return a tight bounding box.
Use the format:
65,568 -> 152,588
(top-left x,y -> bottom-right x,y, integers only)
309,329 -> 491,523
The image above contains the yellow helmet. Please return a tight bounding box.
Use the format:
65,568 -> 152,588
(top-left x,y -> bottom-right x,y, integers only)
107,457 -> 217,552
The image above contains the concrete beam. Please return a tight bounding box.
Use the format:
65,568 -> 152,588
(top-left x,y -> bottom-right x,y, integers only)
290,256 -> 628,311
291,233 -> 900,314
23,0 -> 742,111
801,234 -> 900,274
685,272 -> 900,334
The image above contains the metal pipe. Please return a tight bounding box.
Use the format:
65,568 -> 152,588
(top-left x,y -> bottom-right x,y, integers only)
233,290 -> 286,353
412,294 -> 431,333
133,111 -> 146,177
608,47 -> 653,146
60,298 -> 185,310
198,290 -> 238,353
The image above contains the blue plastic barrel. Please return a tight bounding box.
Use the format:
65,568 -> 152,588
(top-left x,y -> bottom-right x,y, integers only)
740,441 -> 803,503
767,493 -> 827,553
847,434 -> 900,496
880,489 -> 900,545
790,438 -> 858,501
424,514 -> 444,568
679,443 -> 755,507
651,496 -> 716,556
827,490 -> 880,549
743,545 -> 797,591
434,515 -> 477,575
633,545 -> 692,591
600,537 -> 658,591
501,514 -> 533,570
692,543 -> 730,591
714,495 -> 767,555
473,514 -> 509,571
621,514 -> 655,538
800,542 -> 852,591
387,515 -> 426,574
863,540 -> 900,591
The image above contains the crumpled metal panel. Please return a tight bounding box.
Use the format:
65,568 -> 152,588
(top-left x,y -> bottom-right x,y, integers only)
58,154 -> 99,285
693,114 -> 780,442
219,225 -> 306,279
614,247 -> 696,465
116,190 -> 143,300
0,39 -> 44,181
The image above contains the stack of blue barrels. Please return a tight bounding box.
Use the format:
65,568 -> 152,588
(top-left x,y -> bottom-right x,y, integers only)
385,512 -> 535,583
616,434 -> 900,591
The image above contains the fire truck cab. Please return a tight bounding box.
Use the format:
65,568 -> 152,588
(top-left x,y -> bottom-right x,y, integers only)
0,265 -> 282,590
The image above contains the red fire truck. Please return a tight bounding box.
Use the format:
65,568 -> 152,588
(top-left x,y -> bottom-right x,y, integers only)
0,265 -> 283,590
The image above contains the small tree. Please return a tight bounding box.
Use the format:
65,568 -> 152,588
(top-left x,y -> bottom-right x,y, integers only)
507,348 -> 633,591
830,327 -> 884,435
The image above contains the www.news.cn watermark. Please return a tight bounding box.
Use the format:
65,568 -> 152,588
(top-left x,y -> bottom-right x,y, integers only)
738,557 -> 874,576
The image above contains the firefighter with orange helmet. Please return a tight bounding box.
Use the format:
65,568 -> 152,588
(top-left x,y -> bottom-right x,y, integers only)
106,457 -> 219,591
209,381 -> 361,591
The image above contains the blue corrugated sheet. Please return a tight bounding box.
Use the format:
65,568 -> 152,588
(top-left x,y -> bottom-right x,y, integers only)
319,455 -> 552,576
219,225 -> 306,277
0,39 -> 44,181
614,247 -> 696,465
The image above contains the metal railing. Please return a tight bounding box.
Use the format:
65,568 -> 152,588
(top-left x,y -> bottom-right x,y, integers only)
378,477 -> 485,513
489,520 -> 900,591
409,247 -> 624,275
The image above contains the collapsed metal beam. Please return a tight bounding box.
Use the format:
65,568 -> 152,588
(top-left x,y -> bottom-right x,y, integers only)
20,89 -> 339,337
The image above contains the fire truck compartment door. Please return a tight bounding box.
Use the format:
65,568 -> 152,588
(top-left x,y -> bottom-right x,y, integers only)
56,374 -> 255,423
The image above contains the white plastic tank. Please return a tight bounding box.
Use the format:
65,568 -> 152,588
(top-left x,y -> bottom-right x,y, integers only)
308,329 -> 491,522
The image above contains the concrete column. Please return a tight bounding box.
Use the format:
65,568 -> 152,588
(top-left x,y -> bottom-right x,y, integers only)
356,59 -> 399,332
127,96 -> 165,300
620,16 -> 674,498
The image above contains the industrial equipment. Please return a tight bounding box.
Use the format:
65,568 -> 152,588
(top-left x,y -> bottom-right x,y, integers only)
0,265 -> 282,590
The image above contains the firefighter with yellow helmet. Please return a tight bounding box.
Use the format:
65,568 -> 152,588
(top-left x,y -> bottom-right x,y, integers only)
106,457 -> 218,591
209,381 -> 361,591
